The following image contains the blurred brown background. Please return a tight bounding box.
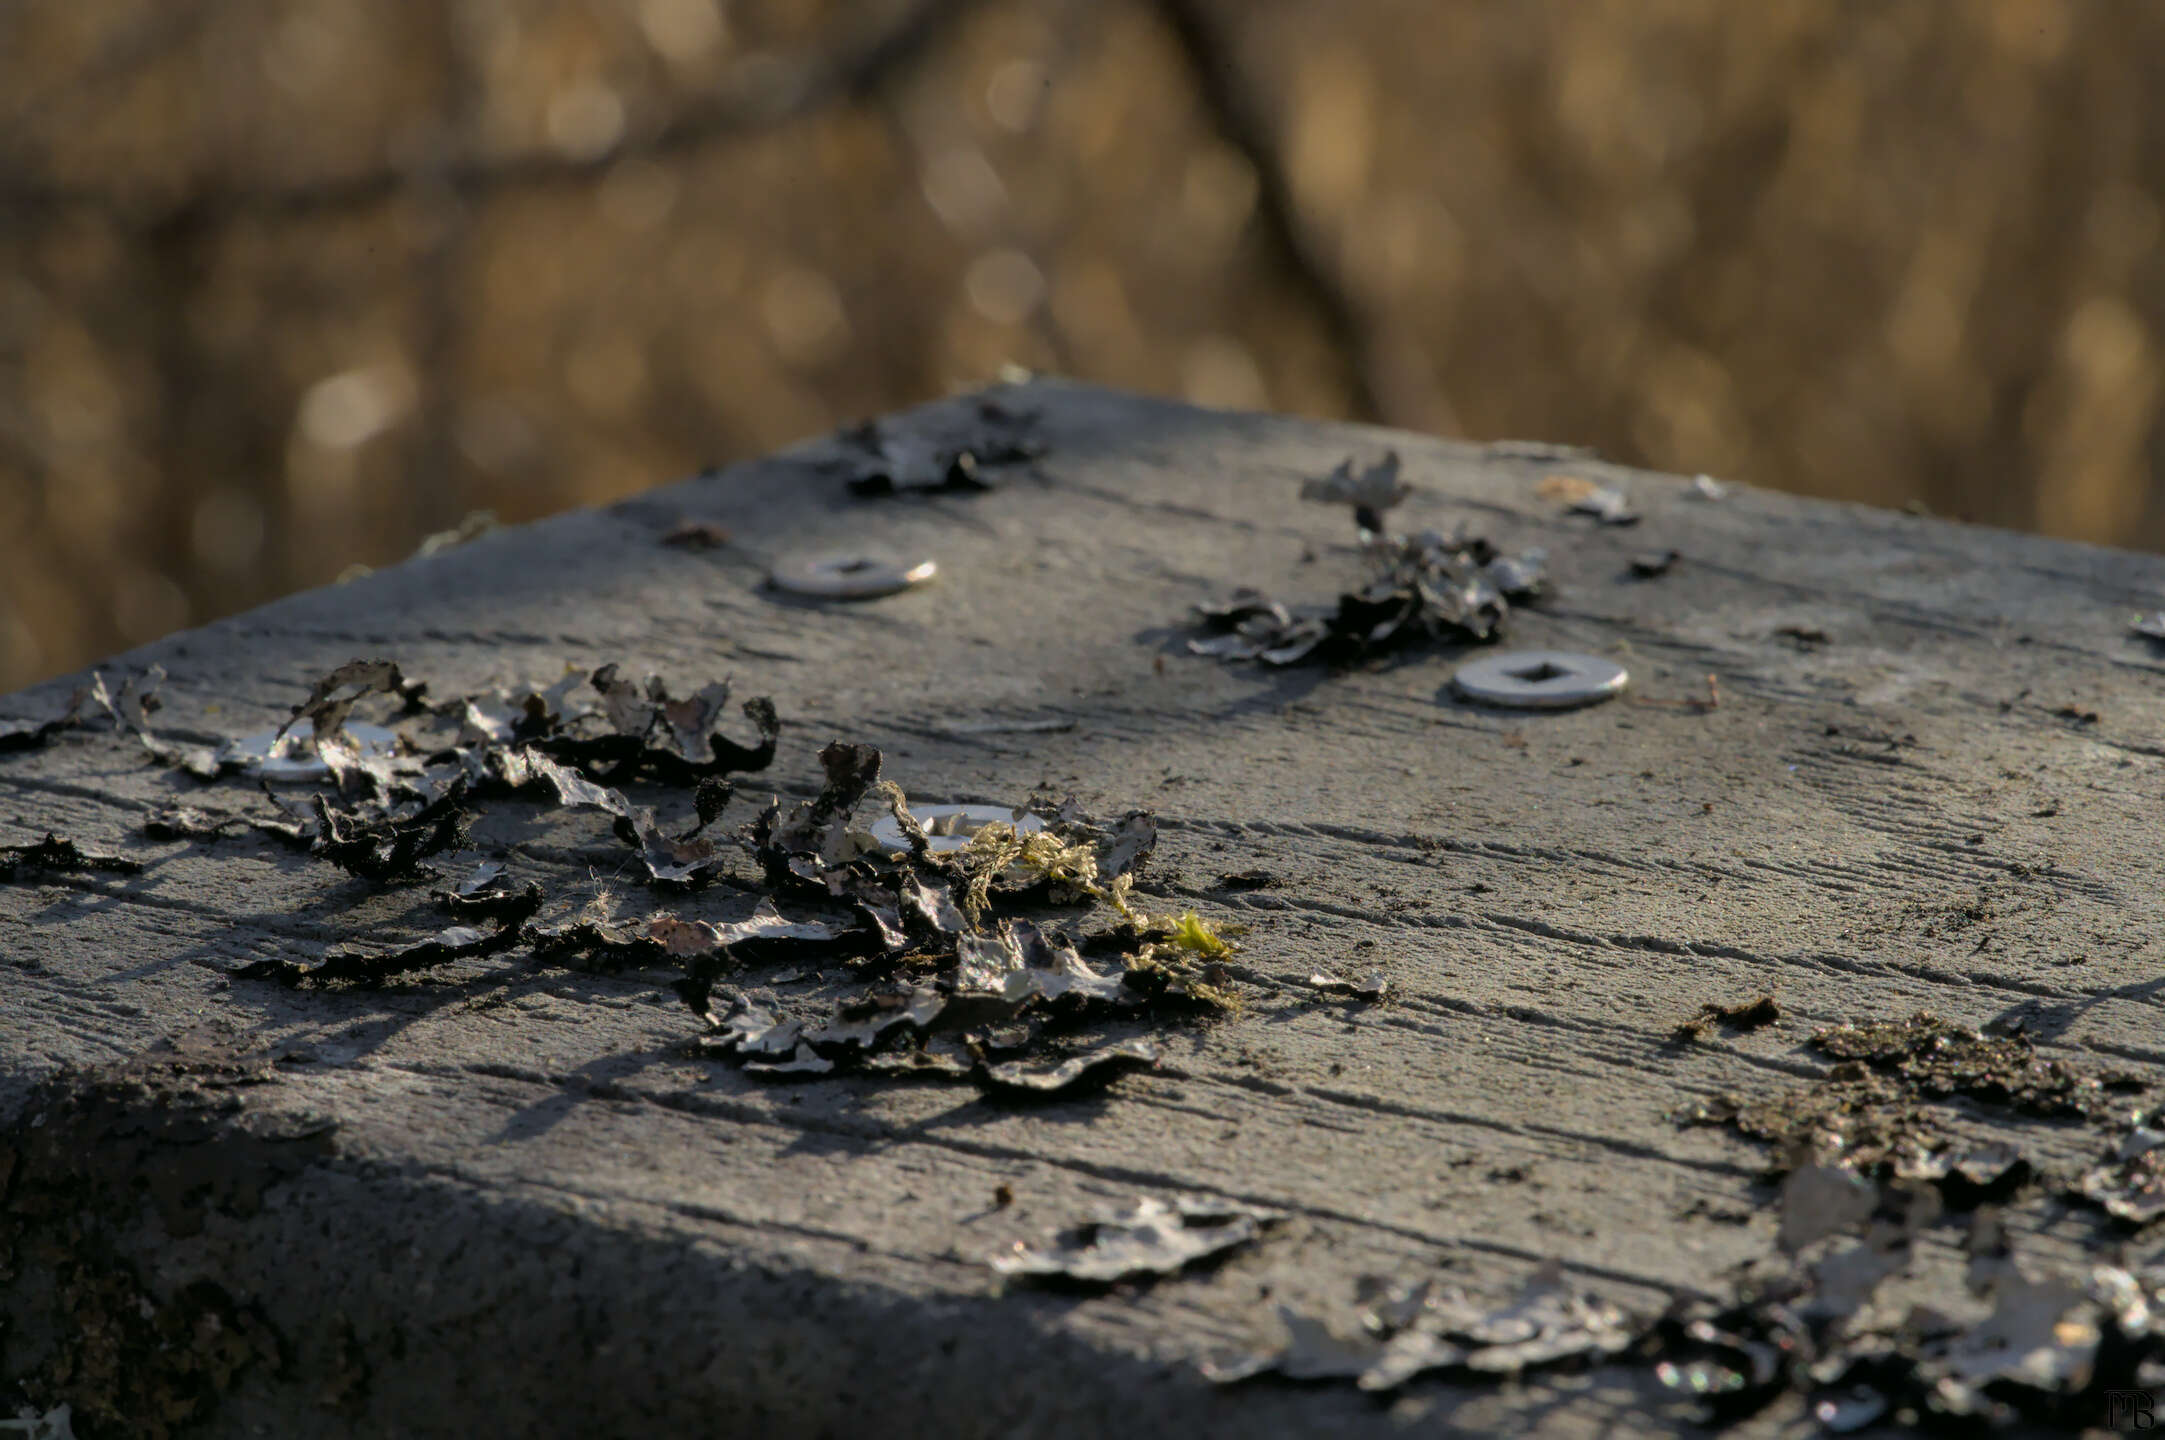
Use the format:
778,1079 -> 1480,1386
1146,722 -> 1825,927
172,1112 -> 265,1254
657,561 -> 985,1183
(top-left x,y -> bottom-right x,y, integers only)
3,0 -> 2162,692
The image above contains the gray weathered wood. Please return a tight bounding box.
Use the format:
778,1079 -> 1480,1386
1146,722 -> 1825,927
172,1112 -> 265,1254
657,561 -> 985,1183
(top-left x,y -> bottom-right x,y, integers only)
4,380 -> 2164,1436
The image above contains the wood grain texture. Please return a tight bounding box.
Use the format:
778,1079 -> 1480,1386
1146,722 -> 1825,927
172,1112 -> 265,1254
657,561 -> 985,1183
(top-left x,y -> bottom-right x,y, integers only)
4,380 -> 2163,1436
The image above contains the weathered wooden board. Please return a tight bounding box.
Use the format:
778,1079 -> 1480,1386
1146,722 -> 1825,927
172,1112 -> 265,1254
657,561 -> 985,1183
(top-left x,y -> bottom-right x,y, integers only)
4,380 -> 2165,1437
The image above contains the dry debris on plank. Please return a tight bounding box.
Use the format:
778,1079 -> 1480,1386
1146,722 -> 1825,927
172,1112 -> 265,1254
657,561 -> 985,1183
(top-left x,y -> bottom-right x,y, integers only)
660,518 -> 731,549
1203,1162 -> 2165,1431
0,662 -> 230,778
697,887 -> 1229,1091
1650,1007 -> 2165,1428
278,659 -> 426,743
1645,1182 -> 2165,1431
444,858 -> 507,894
1533,474 -> 1600,503
992,1195 -> 1284,1286
623,807 -> 732,886
260,659 -> 432,794
237,898 -> 538,986
308,784 -> 472,885
188,659 -> 784,896
2,645 -> 1239,1100
1777,624 -> 1833,650
1188,453 -> 1546,666
431,862 -> 546,924
1535,472 -> 1640,525
1672,994 -> 1781,1042
742,1043 -> 836,1077
412,510 -> 498,558
1685,1011 -> 2141,1189
69,656 -> 1240,1100
1298,451 -> 1410,531
1892,1143 -> 2032,1209
1205,1262 -> 1633,1389
688,778 -> 1232,1095
0,701 -> 87,755
81,666 -> 166,739
140,805 -> 250,841
648,898 -> 850,962
1808,1013 -> 2138,1119
145,793 -> 348,850
2076,1127 -> 2165,1227
1569,487 -> 1638,525
834,397 -> 1042,497
981,1037 -> 1162,1096
0,835 -> 143,882
532,664 -> 777,785
1306,972 -> 1387,1000
477,746 -> 631,818
528,893 -> 664,970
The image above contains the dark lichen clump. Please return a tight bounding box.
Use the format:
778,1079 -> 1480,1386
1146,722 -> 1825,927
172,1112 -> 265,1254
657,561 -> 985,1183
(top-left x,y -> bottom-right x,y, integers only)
1808,1013 -> 2139,1119
1686,1011 -> 2143,1187
12,658 -> 1248,1101
1185,451 -> 1548,667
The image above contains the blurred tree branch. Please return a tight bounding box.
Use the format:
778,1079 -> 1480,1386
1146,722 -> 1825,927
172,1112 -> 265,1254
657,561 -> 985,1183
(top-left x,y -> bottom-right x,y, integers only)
0,0 -> 212,135
408,3 -> 480,534
0,0 -> 988,224
1150,0 -> 1387,425
0,0 -> 1425,438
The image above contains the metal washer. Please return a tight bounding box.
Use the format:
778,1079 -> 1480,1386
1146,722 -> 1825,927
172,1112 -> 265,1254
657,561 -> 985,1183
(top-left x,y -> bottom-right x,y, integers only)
221,722 -> 402,783
1451,650 -> 1627,710
769,553 -> 936,600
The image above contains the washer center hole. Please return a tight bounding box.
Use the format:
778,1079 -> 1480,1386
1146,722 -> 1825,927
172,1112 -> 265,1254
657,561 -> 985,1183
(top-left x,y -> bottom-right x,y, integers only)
1506,660 -> 1571,683
836,558 -> 876,573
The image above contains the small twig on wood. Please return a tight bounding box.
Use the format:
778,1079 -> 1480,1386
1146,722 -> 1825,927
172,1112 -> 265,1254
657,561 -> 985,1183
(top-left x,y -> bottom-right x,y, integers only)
1630,674 -> 1721,712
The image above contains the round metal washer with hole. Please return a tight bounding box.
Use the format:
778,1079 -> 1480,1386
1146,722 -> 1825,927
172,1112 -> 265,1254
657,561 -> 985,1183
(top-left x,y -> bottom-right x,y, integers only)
221,722 -> 402,783
1450,650 -> 1628,710
869,803 -> 1044,854
769,553 -> 936,600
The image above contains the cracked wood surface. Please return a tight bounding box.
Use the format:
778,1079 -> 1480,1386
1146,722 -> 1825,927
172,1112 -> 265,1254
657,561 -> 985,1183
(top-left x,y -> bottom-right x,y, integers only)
4,380 -> 2164,1436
